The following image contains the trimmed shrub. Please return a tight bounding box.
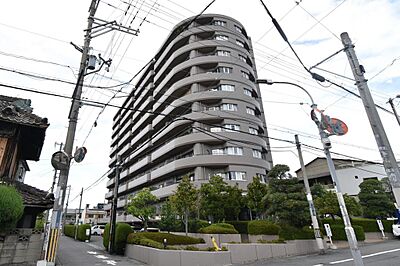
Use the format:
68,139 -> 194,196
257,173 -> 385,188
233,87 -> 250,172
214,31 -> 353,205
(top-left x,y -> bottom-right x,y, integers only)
321,218 -> 395,233
130,232 -> 204,245
295,227 -> 315,239
278,224 -> 315,240
103,223 -> 110,250
198,223 -> 238,234
248,220 -> 280,235
189,219 -> 209,233
115,223 -> 133,255
64,224 -> 76,238
327,225 -> 365,241
226,221 -> 249,234
0,185 -> 24,232
77,224 -> 91,241
127,234 -> 164,249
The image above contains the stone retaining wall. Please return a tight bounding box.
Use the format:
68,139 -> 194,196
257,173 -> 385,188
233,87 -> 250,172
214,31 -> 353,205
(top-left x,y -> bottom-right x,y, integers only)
0,228 -> 44,265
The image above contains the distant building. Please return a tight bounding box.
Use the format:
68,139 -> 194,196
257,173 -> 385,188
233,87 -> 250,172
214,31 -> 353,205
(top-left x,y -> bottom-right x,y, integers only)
63,208 -> 83,225
104,14 -> 273,219
80,204 -> 107,225
295,157 -> 387,196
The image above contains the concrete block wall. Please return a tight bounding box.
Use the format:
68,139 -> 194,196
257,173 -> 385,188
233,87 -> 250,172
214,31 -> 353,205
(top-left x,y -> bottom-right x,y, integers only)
172,232 -> 241,246
0,229 -> 44,265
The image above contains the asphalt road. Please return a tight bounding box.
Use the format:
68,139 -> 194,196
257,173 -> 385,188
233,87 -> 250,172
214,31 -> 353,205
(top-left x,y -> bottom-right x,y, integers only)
237,240 -> 400,266
57,235 -> 146,266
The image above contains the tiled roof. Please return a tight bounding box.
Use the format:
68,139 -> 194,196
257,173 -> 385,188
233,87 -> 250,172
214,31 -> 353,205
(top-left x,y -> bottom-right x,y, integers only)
0,95 -> 49,128
12,181 -> 54,209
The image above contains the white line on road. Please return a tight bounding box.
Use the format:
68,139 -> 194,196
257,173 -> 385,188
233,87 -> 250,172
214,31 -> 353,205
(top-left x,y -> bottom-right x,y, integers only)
329,248 -> 400,264
105,260 -> 117,265
95,255 -> 109,259
87,251 -> 98,255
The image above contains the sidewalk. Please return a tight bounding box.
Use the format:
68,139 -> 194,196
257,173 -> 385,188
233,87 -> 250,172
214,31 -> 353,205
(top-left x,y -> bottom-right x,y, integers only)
56,235 -> 146,266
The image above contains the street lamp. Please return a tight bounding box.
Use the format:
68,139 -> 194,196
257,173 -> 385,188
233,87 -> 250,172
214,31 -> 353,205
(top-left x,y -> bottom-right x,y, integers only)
257,79 -> 364,266
388,95 -> 400,126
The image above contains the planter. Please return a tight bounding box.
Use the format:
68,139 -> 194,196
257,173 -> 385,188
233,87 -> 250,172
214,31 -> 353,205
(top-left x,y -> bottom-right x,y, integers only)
248,234 -> 279,243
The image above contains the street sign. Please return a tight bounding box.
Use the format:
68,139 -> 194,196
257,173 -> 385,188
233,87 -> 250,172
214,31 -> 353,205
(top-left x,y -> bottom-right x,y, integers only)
51,151 -> 70,170
324,223 -> 332,237
74,147 -> 87,163
321,115 -> 348,136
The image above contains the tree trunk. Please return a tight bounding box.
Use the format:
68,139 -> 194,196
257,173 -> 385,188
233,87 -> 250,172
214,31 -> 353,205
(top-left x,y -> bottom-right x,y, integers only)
249,208 -> 253,221
144,219 -> 148,231
184,210 -> 189,236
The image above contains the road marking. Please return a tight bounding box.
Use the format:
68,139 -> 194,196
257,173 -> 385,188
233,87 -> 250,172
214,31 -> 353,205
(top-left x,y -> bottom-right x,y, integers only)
87,251 -> 98,255
313,264 -> 324,266
95,255 -> 109,259
105,260 -> 117,265
329,248 -> 400,264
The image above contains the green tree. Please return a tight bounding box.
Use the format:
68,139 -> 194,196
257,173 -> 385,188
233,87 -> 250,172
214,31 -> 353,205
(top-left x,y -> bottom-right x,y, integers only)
159,199 -> 178,233
126,188 -> 157,231
0,185 -> 24,232
267,164 -> 291,179
264,178 -> 309,227
246,176 -> 268,219
224,184 -> 244,221
313,189 -> 362,219
200,175 -> 228,223
359,179 -> 395,218
170,176 -> 197,235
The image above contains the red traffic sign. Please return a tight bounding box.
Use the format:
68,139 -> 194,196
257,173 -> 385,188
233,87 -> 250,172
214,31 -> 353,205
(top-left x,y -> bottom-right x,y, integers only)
321,115 -> 348,136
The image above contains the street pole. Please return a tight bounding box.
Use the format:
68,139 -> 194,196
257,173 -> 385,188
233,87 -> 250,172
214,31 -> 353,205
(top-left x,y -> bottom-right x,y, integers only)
341,32 -> 400,205
75,188 -> 84,240
256,79 -> 364,265
295,134 -> 325,254
44,0 -> 98,264
109,155 -> 121,254
388,97 -> 400,127
62,185 -> 71,231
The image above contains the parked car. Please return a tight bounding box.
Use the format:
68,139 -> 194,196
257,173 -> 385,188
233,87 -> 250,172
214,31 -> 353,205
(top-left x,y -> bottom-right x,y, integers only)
91,225 -> 105,235
139,227 -> 160,232
393,224 -> 400,237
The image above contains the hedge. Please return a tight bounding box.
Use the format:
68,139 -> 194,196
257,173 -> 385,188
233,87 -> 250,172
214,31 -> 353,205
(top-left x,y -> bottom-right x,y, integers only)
248,220 -> 280,235
102,223 -> 132,254
130,232 -> 205,245
64,224 -> 76,238
77,224 -> 91,242
226,221 -> 249,234
278,224 -> 315,240
198,223 -> 238,234
0,185 -> 24,232
322,224 -> 365,241
321,218 -> 395,233
127,234 -> 164,249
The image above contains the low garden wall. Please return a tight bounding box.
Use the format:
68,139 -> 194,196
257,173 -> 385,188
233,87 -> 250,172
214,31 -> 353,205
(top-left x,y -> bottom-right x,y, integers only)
172,232 -> 241,247
126,239 -> 322,266
0,228 -> 44,265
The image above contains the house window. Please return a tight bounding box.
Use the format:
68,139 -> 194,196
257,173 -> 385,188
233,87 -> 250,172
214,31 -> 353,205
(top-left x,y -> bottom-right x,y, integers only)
243,88 -> 252,97
216,50 -> 230,57
221,103 -> 238,111
212,148 -> 224,155
252,149 -> 262,158
257,173 -> 268,183
241,71 -> 250,79
224,124 -> 240,132
228,171 -> 246,181
248,127 -> 258,135
246,107 -> 255,115
214,67 -> 233,74
215,35 -> 229,41
213,20 -> 226,26
234,25 -> 242,33
239,54 -> 247,62
236,39 -> 245,48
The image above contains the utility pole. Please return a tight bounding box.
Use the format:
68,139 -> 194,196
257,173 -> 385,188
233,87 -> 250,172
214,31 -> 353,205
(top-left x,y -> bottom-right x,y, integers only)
388,97 -> 400,127
295,135 -> 325,254
75,188 -> 84,240
341,32 -> 400,205
109,155 -> 121,254
62,185 -> 71,231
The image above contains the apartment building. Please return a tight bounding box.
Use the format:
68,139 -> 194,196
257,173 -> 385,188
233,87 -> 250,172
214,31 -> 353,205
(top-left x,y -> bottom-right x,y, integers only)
104,14 -> 273,215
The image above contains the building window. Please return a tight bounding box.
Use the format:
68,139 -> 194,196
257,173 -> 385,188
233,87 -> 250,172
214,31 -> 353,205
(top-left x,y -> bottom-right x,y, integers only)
226,146 -> 243,155
212,148 -> 224,155
221,103 -> 238,111
241,71 -> 250,79
224,124 -> 240,132
213,20 -> 226,26
239,54 -> 247,62
211,84 -> 235,92
252,149 -> 262,158
249,127 -> 258,135
215,35 -> 228,41
216,50 -> 230,57
246,107 -> 255,115
214,67 -> 233,74
234,25 -> 242,33
210,127 -> 222,133
228,171 -> 246,181
257,173 -> 268,183
236,39 -> 245,48
243,88 -> 252,97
